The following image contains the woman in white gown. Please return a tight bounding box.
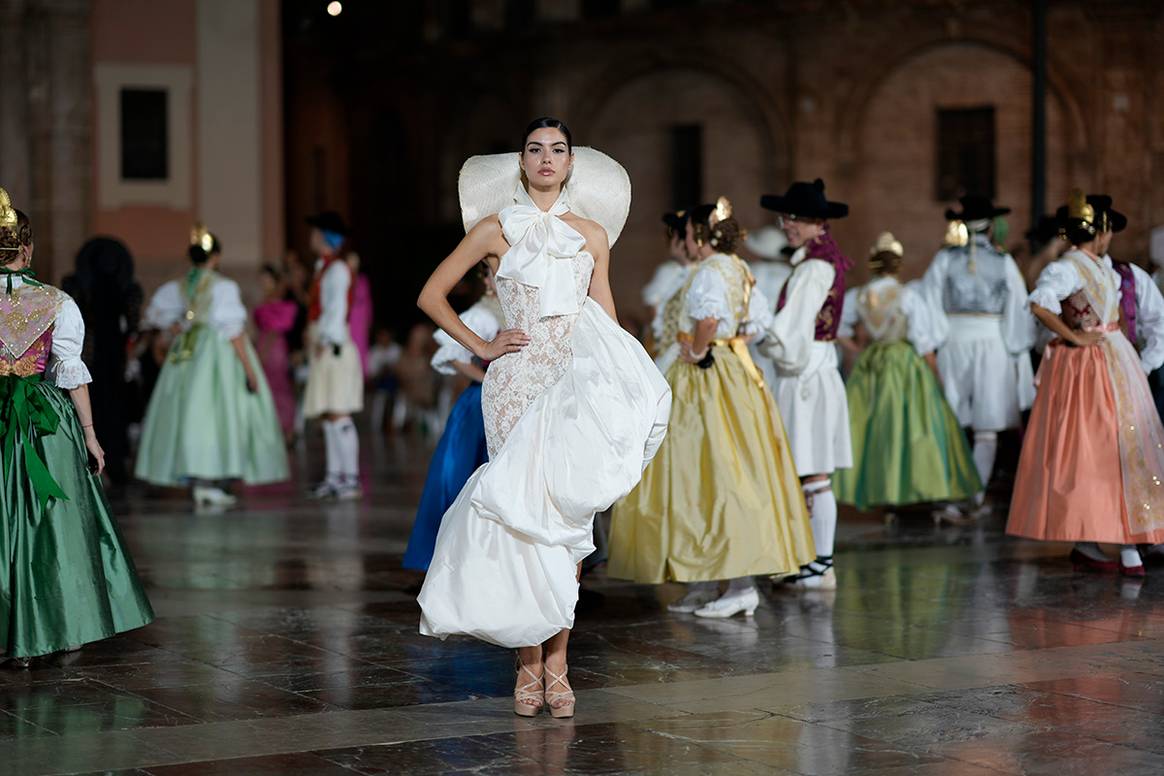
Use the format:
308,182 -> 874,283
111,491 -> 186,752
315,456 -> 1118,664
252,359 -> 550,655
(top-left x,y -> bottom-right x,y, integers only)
415,118 -> 671,719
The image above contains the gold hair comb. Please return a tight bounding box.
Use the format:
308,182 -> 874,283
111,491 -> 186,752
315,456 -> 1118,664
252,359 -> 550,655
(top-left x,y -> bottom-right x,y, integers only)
870,231 -> 904,258
190,222 -> 214,253
0,187 -> 17,229
711,196 -> 733,226
1068,188 -> 1094,226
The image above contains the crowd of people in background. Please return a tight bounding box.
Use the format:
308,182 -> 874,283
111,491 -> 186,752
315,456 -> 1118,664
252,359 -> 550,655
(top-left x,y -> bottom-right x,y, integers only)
57,229 -> 470,505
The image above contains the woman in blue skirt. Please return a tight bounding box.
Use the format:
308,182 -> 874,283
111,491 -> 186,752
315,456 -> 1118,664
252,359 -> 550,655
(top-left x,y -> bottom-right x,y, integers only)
403,267 -> 502,570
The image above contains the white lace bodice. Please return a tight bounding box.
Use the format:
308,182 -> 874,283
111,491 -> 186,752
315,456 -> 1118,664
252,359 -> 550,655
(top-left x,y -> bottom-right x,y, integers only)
480,189 -> 596,457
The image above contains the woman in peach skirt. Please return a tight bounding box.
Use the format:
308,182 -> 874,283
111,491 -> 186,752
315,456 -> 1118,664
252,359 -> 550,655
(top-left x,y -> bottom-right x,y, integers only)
1007,191 -> 1164,576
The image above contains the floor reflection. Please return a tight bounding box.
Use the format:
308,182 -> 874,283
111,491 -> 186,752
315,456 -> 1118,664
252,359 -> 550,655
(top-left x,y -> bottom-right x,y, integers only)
4,433 -> 1164,774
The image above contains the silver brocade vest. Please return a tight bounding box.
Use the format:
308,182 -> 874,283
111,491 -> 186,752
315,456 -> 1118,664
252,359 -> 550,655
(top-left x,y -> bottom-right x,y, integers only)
939,236 -> 1010,315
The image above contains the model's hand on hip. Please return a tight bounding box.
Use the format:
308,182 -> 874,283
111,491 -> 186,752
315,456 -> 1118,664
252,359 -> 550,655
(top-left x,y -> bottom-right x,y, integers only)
476,329 -> 530,361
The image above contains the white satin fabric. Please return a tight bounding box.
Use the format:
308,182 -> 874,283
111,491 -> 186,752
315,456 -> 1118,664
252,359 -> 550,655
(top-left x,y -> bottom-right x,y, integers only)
419,199 -> 671,649
497,185 -> 587,319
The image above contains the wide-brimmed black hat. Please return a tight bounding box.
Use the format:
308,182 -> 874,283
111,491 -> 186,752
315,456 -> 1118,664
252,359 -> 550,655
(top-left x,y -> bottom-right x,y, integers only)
760,179 -> 848,220
1054,194 -> 1127,234
662,209 -> 689,232
306,210 -> 349,236
945,195 -> 1010,222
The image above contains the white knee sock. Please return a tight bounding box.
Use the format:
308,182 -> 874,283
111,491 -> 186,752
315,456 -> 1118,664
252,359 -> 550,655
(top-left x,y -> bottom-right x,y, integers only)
804,480 -> 837,560
1121,545 -> 1143,568
972,431 -> 998,495
322,420 -> 341,485
335,416 -> 360,485
727,577 -> 756,593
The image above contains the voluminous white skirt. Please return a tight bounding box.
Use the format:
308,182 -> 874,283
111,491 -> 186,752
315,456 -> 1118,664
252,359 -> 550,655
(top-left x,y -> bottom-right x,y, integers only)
937,316 -> 1035,432
418,299 -> 671,648
771,342 -> 852,477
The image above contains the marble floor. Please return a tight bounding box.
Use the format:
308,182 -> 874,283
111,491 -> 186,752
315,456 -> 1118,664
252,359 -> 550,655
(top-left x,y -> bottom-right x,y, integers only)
3,434 -> 1164,775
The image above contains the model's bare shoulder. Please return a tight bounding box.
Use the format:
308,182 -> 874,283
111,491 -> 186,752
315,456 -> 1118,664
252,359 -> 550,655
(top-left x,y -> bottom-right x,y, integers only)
567,216 -> 608,257
465,215 -> 511,259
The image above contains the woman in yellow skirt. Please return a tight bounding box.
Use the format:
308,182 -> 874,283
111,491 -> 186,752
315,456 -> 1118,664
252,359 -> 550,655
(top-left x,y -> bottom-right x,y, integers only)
609,199 -> 813,618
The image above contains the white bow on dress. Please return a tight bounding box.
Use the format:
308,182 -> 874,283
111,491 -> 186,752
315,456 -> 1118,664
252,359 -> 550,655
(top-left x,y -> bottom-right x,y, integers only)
497,185 -> 587,319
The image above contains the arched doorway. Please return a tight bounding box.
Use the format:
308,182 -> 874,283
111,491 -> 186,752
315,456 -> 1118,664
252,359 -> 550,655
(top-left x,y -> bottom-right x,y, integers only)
842,42 -> 1079,281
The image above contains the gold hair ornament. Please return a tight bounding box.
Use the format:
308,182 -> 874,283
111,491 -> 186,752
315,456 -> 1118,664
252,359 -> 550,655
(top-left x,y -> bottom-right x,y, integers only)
711,196 -> 732,226
0,187 -> 20,252
870,231 -> 903,258
1068,188 -> 1097,237
943,220 -> 968,248
190,222 -> 215,253
709,197 -> 733,247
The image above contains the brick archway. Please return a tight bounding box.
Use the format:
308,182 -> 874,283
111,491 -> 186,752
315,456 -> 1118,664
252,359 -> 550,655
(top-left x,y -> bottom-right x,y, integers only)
834,34 -> 1090,175
569,47 -> 793,189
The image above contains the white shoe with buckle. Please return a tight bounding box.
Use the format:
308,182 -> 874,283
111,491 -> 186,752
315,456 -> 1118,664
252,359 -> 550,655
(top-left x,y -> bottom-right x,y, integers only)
693,587 -> 759,619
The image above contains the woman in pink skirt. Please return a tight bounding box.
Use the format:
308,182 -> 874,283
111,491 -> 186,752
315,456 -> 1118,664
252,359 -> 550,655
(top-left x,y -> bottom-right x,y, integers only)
1008,191 -> 1164,576
253,265 -> 298,441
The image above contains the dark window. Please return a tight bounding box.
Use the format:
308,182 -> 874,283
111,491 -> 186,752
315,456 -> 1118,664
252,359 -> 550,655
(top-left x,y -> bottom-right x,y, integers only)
583,0 -> 620,19
120,88 -> 168,181
936,106 -> 995,201
670,124 -> 702,209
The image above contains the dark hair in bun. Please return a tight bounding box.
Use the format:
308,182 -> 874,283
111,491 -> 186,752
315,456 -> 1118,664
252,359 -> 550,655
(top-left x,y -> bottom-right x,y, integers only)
188,234 -> 222,266
522,117 -> 572,151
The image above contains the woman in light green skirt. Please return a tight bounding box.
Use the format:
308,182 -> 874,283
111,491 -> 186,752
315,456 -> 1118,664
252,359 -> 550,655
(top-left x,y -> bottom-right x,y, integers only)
0,189 -> 153,666
834,233 -> 981,512
135,226 -> 289,506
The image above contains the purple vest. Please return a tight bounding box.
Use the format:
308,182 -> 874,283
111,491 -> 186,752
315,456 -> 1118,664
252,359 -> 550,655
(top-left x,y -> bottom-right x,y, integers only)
1113,261 -> 1137,343
776,233 -> 850,342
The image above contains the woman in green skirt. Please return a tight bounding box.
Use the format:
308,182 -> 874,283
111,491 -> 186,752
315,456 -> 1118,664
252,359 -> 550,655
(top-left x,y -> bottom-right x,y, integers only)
135,225 -> 289,506
0,188 -> 154,666
834,233 -> 981,513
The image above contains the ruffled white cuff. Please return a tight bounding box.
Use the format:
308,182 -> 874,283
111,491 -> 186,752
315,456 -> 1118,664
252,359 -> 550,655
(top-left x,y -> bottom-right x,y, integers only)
51,358 -> 92,389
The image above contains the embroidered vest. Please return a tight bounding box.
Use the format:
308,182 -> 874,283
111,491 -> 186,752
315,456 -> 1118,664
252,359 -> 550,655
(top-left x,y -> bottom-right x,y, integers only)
0,285 -> 62,377
777,252 -> 848,341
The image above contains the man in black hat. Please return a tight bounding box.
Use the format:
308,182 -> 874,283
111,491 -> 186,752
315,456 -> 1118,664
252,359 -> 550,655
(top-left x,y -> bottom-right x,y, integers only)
302,211 -> 364,500
756,179 -> 853,591
643,210 -> 694,365
919,195 -> 1036,517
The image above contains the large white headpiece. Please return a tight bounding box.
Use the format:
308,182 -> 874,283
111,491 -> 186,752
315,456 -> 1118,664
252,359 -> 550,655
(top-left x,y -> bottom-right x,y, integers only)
458,146 -> 631,247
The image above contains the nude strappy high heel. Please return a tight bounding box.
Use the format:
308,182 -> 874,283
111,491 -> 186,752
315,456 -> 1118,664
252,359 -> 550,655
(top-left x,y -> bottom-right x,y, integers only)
544,664 -> 575,719
513,660 -> 545,717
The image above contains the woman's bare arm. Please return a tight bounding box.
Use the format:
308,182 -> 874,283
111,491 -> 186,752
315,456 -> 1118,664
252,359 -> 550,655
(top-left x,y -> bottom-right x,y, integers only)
231,335 -> 259,391
451,360 -> 487,383
584,224 -> 617,320
682,318 -> 719,362
68,384 -> 105,474
418,219 -> 528,360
